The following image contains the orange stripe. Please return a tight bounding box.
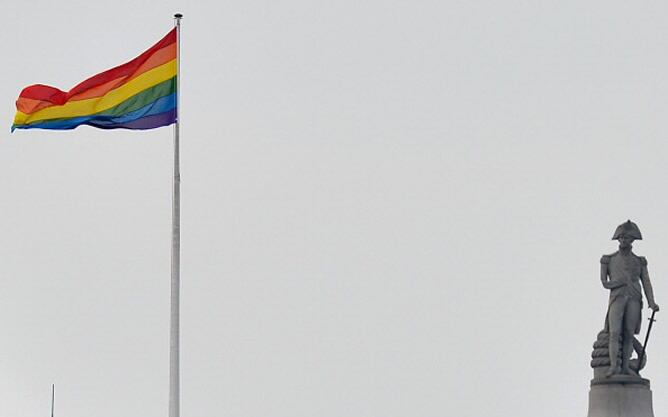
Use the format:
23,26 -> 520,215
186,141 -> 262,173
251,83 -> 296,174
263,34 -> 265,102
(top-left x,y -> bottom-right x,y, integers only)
128,43 -> 176,83
16,97 -> 54,114
69,43 -> 177,102
68,76 -> 127,102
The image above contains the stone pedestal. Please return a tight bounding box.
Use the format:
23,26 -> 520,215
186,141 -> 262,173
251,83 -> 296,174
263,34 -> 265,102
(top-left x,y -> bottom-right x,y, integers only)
587,376 -> 654,417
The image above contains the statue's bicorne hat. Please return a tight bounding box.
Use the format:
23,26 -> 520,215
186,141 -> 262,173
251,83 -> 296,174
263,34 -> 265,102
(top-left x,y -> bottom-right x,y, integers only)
612,220 -> 643,240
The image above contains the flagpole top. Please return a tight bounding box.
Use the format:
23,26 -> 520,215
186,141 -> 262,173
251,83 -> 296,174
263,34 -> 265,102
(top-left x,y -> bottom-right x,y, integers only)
174,13 -> 183,19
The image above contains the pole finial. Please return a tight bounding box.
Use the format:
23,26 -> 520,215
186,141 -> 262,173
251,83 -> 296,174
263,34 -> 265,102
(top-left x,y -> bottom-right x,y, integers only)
174,13 -> 183,19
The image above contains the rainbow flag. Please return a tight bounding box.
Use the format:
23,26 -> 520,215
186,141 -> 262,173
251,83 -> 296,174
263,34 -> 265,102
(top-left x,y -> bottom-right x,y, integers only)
12,29 -> 177,132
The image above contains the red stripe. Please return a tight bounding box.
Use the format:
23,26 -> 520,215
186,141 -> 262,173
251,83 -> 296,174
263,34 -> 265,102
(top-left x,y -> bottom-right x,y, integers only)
18,28 -> 176,106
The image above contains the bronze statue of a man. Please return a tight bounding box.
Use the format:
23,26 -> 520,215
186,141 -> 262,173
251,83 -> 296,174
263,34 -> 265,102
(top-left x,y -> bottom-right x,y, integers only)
601,220 -> 660,377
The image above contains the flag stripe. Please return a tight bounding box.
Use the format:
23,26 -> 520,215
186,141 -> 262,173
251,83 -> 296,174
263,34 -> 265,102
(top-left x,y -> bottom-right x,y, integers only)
96,77 -> 175,116
17,93 -> 176,130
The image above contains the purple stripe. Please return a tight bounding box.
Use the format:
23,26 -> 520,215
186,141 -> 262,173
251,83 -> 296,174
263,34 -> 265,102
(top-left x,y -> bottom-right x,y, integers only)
87,108 -> 176,130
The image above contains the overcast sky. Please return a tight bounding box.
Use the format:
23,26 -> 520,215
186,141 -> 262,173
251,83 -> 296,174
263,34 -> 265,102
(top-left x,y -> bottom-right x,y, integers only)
3,1 -> 668,417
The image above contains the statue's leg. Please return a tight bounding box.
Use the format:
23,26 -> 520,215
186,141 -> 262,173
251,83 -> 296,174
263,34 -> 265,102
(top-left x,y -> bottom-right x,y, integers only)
622,299 -> 642,375
607,298 -> 624,376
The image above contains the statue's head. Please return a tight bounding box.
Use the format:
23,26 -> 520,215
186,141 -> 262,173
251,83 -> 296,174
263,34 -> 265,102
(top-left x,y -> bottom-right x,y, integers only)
612,220 -> 642,249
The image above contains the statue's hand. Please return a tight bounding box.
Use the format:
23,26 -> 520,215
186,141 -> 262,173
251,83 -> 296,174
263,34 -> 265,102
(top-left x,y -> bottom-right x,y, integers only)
650,302 -> 660,312
603,280 -> 624,289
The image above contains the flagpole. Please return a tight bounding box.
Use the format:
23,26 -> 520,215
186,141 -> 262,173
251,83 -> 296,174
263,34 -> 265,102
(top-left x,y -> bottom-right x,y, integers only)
170,12 -> 182,417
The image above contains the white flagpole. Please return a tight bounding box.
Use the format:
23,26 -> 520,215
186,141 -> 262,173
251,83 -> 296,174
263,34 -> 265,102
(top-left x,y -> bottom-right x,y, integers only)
170,12 -> 182,417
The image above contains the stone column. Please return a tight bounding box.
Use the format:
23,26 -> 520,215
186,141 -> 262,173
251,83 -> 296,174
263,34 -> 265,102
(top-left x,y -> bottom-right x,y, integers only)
587,376 -> 654,417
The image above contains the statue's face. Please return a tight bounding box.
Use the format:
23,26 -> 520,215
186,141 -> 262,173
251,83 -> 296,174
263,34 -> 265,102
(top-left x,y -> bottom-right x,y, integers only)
618,234 -> 635,249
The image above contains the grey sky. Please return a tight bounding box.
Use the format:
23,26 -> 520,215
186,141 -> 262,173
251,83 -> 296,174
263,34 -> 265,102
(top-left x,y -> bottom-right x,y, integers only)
2,1 -> 668,416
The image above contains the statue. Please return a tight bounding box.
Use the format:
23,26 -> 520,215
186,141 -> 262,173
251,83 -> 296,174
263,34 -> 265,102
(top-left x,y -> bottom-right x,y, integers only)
597,220 -> 659,377
587,221 -> 660,417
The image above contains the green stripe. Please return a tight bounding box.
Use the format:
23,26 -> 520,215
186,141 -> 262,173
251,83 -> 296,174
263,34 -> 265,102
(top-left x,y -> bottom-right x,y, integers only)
97,77 -> 176,117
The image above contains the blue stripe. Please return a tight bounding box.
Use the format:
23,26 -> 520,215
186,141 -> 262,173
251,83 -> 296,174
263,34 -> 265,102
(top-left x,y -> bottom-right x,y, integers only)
14,93 -> 176,131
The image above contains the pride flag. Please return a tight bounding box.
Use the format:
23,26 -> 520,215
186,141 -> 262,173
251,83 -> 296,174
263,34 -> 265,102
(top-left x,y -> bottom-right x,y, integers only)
12,29 -> 177,132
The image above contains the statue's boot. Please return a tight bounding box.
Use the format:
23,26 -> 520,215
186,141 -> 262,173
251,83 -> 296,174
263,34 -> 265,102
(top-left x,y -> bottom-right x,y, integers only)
606,364 -> 621,377
607,335 -> 621,377
621,337 -> 639,376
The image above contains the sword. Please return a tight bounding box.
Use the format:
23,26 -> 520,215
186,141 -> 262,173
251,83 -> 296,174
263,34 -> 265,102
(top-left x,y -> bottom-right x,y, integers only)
637,309 -> 658,373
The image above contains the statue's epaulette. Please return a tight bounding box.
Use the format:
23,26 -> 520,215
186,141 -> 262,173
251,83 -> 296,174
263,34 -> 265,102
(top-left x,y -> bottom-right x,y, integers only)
639,256 -> 648,266
600,254 -> 612,264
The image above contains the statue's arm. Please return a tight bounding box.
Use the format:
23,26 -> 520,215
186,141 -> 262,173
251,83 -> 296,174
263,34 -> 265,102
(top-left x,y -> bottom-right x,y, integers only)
600,255 -> 623,289
640,257 -> 660,311
600,259 -> 609,287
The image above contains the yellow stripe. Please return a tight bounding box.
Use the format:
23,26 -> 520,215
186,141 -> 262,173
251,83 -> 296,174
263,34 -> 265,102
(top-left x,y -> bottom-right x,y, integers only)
14,59 -> 176,125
